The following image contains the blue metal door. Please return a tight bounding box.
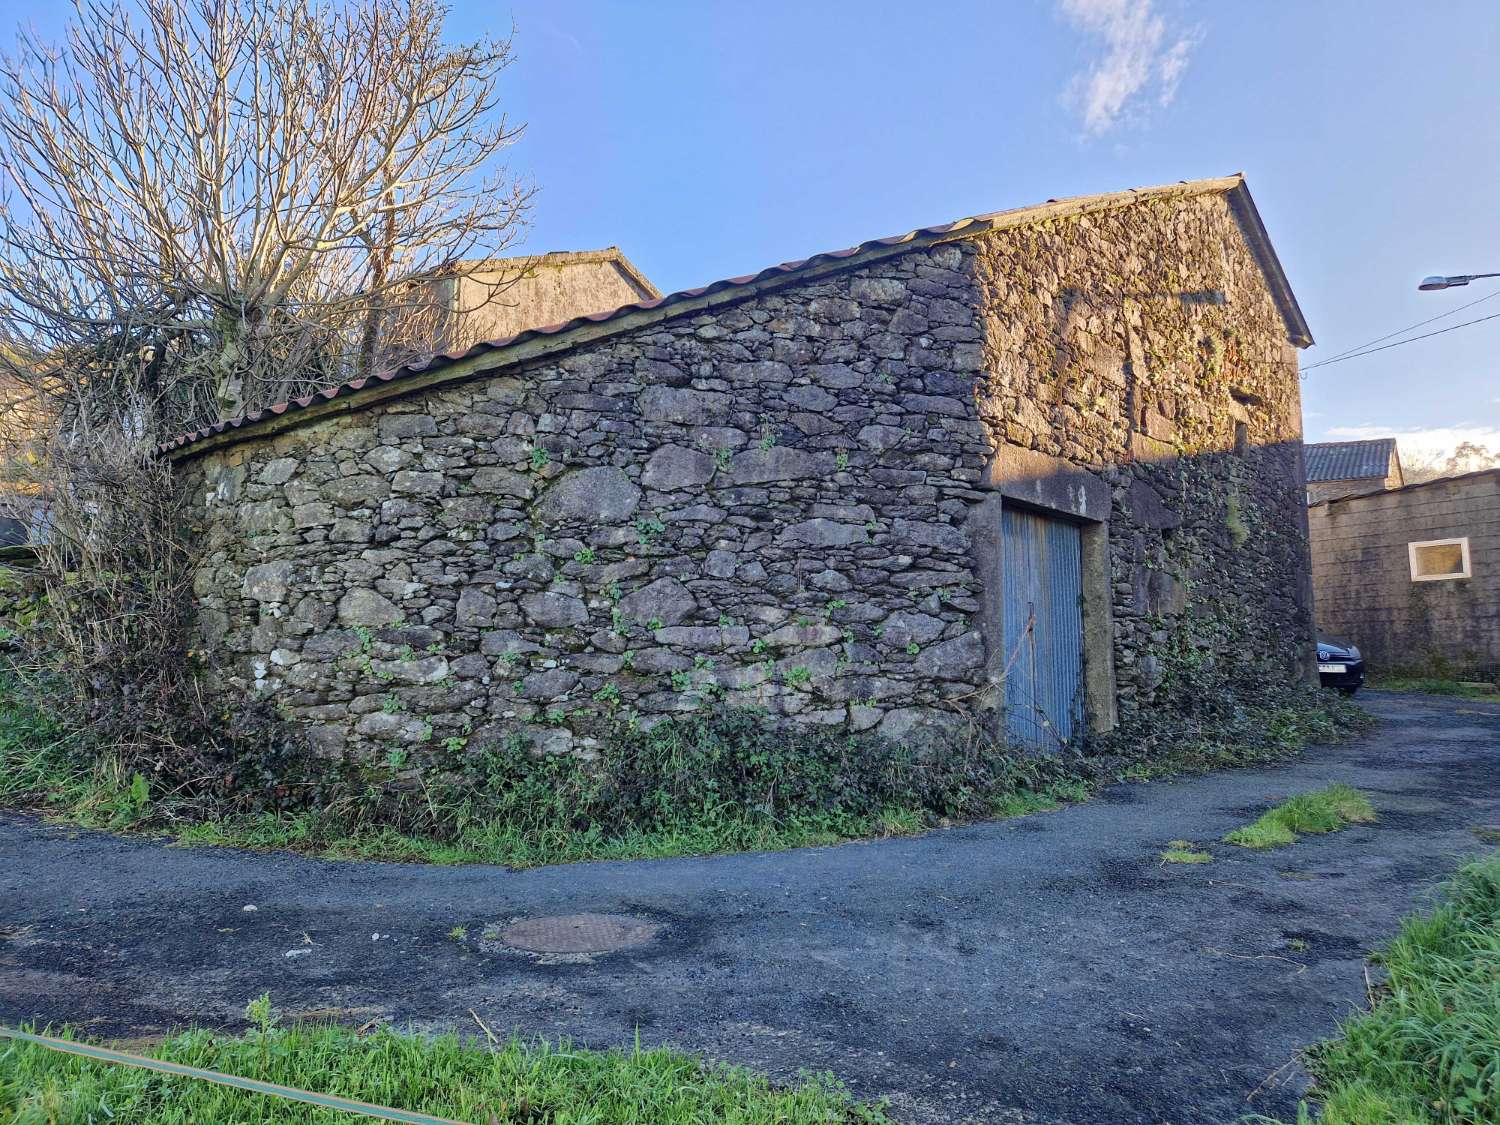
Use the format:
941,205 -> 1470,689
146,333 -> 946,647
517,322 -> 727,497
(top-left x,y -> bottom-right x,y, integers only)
1002,507 -> 1084,750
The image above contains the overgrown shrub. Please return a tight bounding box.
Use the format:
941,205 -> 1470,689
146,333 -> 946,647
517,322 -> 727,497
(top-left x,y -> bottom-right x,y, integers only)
6,424 -> 319,811
1085,646 -> 1373,779
1,647 -> 1366,868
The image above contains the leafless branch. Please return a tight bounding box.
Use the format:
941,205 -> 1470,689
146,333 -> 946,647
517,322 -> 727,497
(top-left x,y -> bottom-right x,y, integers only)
0,0 -> 533,436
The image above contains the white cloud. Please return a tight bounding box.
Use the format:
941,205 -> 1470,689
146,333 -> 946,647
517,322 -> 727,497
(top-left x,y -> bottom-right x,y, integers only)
1325,425 -> 1500,468
1058,0 -> 1199,136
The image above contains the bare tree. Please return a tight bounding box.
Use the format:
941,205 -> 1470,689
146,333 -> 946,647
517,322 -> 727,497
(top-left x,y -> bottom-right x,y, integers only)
0,0 -> 533,437
1405,440 -> 1500,484
0,0 -> 532,788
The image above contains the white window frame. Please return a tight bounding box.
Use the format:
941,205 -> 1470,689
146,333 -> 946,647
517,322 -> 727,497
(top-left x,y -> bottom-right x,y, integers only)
1408,537 -> 1472,582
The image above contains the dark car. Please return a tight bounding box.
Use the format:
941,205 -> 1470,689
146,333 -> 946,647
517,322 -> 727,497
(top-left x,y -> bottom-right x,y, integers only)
1317,637 -> 1364,694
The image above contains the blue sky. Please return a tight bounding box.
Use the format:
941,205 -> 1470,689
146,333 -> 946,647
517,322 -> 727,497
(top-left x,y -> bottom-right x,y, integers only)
11,1 -> 1500,462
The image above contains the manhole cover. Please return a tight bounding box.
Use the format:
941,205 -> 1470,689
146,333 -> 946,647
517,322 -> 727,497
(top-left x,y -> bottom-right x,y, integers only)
495,913 -> 659,954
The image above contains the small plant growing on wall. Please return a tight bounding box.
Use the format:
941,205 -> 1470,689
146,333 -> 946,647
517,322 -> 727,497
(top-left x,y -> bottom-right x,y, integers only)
1225,490 -> 1250,548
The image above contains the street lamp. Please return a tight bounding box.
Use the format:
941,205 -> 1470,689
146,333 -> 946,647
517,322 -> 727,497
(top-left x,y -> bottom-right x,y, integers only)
1419,273 -> 1500,291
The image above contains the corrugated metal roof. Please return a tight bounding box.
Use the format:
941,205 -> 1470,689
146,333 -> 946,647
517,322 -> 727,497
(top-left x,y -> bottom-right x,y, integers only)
1305,439 -> 1397,483
162,174 -> 1313,458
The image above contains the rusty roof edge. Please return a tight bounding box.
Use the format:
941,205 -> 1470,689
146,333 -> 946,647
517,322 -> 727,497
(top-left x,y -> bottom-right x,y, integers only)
162,175 -> 1288,461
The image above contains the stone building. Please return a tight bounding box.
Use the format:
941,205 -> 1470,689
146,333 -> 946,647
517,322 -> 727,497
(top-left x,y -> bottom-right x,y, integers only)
1309,468 -> 1500,676
1305,438 -> 1403,504
165,175 -> 1317,759
417,248 -> 660,354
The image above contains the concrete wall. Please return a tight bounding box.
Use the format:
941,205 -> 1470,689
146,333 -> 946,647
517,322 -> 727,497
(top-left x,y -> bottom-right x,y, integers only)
1309,472 -> 1500,673
177,188 -> 1313,762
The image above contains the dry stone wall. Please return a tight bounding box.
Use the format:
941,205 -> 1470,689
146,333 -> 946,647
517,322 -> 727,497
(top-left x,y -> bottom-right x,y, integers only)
970,192 -> 1314,717
181,189 -> 1314,762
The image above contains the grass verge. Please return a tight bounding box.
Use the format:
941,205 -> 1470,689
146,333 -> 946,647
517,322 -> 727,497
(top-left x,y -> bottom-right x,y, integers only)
1368,675 -> 1500,700
1,1001 -> 888,1123
1255,854 -> 1500,1125
1224,784 -> 1375,849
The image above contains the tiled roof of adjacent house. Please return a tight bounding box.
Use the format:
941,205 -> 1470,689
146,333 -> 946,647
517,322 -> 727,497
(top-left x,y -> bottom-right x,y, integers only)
161,174 -> 1313,458
1305,439 -> 1397,483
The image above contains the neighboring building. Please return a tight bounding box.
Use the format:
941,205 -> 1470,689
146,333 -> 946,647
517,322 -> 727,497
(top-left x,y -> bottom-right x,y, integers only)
398,248 -> 661,358
1309,469 -> 1500,677
166,174 -> 1317,759
1305,438 -> 1403,504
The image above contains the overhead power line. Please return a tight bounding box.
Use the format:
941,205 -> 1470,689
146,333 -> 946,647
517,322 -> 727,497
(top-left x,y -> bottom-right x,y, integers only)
1303,309 -> 1500,371
1312,288 -> 1500,365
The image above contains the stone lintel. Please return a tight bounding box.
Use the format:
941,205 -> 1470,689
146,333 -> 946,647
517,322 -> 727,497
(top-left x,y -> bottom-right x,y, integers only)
982,443 -> 1110,523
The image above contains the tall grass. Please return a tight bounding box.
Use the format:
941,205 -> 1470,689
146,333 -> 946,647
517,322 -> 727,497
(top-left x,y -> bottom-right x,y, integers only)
0,1014 -> 888,1123
1260,855 -> 1500,1124
1223,784 -> 1376,849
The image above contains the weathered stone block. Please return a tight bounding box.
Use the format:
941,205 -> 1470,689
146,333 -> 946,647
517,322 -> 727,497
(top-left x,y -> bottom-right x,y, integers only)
879,610 -> 946,648
370,655 -> 449,684
857,424 -> 907,452
618,577 -> 696,626
534,467 -> 642,523
392,470 -> 444,496
471,467 -> 534,499
456,587 -> 497,627
850,277 -> 907,305
520,591 -> 588,628
725,447 -> 830,485
242,561 -> 294,603
892,518 -> 967,553
522,668 -> 579,699
777,519 -> 866,548
378,414 -> 438,439
292,502 -> 334,528
914,632 -> 985,679
643,444 -> 716,491
639,386 -> 729,423
763,623 -> 842,648
337,589 -> 402,627
259,458 -> 300,485
323,475 -> 389,507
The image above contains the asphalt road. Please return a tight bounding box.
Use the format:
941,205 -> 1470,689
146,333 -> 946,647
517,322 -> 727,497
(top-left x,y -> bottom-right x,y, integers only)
4,690 -> 1498,1124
